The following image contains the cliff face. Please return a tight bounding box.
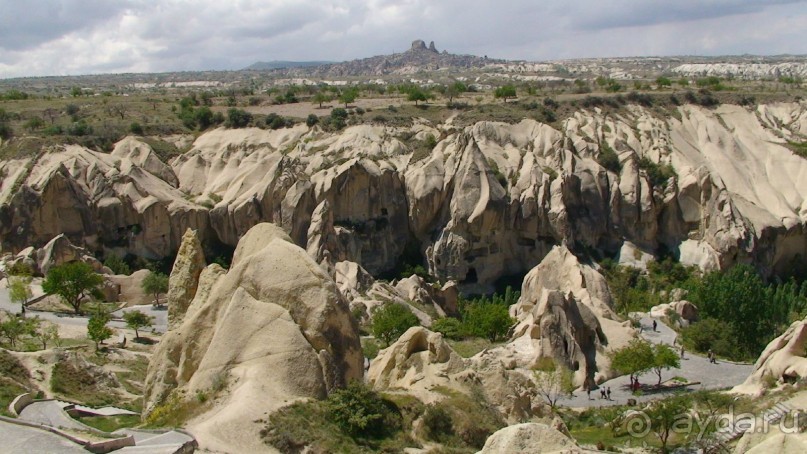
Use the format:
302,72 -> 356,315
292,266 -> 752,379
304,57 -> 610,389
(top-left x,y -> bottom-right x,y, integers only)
2,102 -> 807,287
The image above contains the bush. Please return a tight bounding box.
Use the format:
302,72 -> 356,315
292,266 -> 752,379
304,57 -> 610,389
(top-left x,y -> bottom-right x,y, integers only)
638,156 -> 676,188
104,254 -> 131,275
431,317 -> 464,340
680,318 -> 735,358
460,302 -> 513,342
326,381 -> 401,438
225,108 -> 252,128
306,113 -> 319,127
422,404 -> 454,441
371,303 -> 419,345
129,122 -> 144,135
597,142 -> 621,173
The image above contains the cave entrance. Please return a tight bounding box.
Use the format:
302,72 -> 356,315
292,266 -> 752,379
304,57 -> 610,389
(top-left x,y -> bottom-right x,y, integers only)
464,267 -> 478,284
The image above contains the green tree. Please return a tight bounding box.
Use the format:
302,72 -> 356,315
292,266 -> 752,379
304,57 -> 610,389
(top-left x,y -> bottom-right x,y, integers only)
8,275 -> 33,315
142,271 -> 169,307
87,310 -> 113,351
646,395 -> 691,453
306,113 -> 319,127
534,360 -> 575,408
42,262 -> 104,314
1,316 -> 28,348
407,87 -> 429,106
371,303 -> 419,345
124,310 -> 154,339
312,92 -> 332,108
35,321 -> 60,350
431,317 -> 463,340
609,338 -> 655,383
339,88 -> 358,108
461,302 -> 514,342
651,343 -> 681,386
494,85 -> 516,102
445,81 -> 467,104
656,76 -> 672,88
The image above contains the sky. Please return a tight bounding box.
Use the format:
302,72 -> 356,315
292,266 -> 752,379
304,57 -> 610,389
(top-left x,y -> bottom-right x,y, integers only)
1,0 -> 806,78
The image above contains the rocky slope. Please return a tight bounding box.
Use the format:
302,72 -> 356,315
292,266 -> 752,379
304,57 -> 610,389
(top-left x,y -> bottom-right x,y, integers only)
143,223 -> 362,453
2,102 -> 807,290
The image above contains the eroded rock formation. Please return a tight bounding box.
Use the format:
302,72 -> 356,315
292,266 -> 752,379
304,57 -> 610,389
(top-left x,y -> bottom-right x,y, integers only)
144,222 -> 362,453
734,317 -> 807,395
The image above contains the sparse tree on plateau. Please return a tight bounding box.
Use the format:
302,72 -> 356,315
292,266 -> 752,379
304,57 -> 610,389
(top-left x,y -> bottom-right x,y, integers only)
312,92 -> 332,108
494,85 -> 516,102
407,87 -> 428,106
42,262 -> 104,315
339,88 -> 358,108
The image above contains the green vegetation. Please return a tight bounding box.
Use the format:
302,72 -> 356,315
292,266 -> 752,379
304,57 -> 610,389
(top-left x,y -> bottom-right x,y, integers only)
786,140 -> 807,159
534,358 -> 575,407
597,141 -> 621,173
42,262 -> 104,314
51,361 -> 119,407
432,287 -> 519,343
638,156 -> 676,188
124,310 -> 154,339
0,349 -> 31,417
8,275 -> 32,314
87,310 -> 113,351
493,85 -> 516,102
600,257 -> 694,314
103,254 -> 131,275
371,303 -> 419,345
141,271 -> 169,306
610,339 -> 680,386
683,264 -> 807,361
77,414 -> 141,432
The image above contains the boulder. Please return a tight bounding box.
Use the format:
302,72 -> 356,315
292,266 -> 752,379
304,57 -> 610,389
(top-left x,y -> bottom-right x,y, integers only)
35,234 -> 105,276
411,39 -> 427,51
734,317 -> 807,395
477,423 -> 580,453
167,228 -> 205,326
144,223 -> 362,453
333,260 -> 374,301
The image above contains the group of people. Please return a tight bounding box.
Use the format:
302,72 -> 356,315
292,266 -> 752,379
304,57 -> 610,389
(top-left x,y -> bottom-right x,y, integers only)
629,375 -> 641,392
586,386 -> 611,400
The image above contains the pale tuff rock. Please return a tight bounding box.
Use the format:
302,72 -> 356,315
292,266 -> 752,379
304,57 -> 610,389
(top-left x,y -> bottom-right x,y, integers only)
108,269 -> 151,307
167,229 -> 205,327
111,136 -> 178,187
368,327 -> 541,422
3,103 -> 807,287
333,260 -> 374,302
34,234 -> 106,276
144,223 -> 362,453
507,245 -> 633,386
734,317 -> 807,395
649,300 -> 698,324
476,423 -> 581,454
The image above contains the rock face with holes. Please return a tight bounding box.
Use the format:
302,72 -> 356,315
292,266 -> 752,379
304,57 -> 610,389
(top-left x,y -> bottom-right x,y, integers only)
167,228 -> 206,326
3,103 -> 807,290
144,222 -> 362,453
734,317 -> 807,395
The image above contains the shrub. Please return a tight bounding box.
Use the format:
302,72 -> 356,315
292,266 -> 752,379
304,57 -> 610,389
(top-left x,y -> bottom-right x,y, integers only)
104,254 -> 131,275
422,404 -> 454,441
306,113 -> 319,127
326,381 -> 401,438
638,156 -> 676,188
129,122 -> 144,135
597,142 -> 621,173
461,302 -> 513,342
225,108 -> 252,128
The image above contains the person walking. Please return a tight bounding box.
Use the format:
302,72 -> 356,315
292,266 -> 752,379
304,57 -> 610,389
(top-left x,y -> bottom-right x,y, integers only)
652,320 -> 658,332
587,386 -> 591,400
606,387 -> 612,400
680,345 -> 685,359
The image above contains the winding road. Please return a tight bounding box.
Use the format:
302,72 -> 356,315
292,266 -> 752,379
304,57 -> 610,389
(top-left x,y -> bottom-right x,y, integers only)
557,315 -> 754,408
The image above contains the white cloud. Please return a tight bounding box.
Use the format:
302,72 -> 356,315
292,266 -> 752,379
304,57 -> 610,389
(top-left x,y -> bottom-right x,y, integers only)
0,0 -> 805,78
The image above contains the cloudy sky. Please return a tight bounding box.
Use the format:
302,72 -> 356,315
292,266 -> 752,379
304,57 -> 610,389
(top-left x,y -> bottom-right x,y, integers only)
1,0 -> 806,78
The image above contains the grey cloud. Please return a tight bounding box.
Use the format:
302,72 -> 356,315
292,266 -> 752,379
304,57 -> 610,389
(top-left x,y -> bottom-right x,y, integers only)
0,0 -> 132,50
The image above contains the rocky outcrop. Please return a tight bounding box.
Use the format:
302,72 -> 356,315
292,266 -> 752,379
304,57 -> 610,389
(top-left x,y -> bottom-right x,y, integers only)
650,300 -> 698,324
3,103 -> 807,288
33,234 -> 106,276
167,229 -> 205,326
734,317 -> 807,395
506,245 -> 634,386
144,223 -> 362,453
477,423 -> 581,454
108,269 -> 151,306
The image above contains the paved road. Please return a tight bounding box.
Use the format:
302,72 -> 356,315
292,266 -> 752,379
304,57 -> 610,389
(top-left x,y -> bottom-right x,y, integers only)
556,315 -> 754,408
18,401 -> 92,431
0,420 -> 87,454
0,280 -> 167,334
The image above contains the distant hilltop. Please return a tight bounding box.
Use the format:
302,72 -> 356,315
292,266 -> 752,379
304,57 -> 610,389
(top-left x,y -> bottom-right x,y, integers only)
250,39 -> 504,77
244,60 -> 334,71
